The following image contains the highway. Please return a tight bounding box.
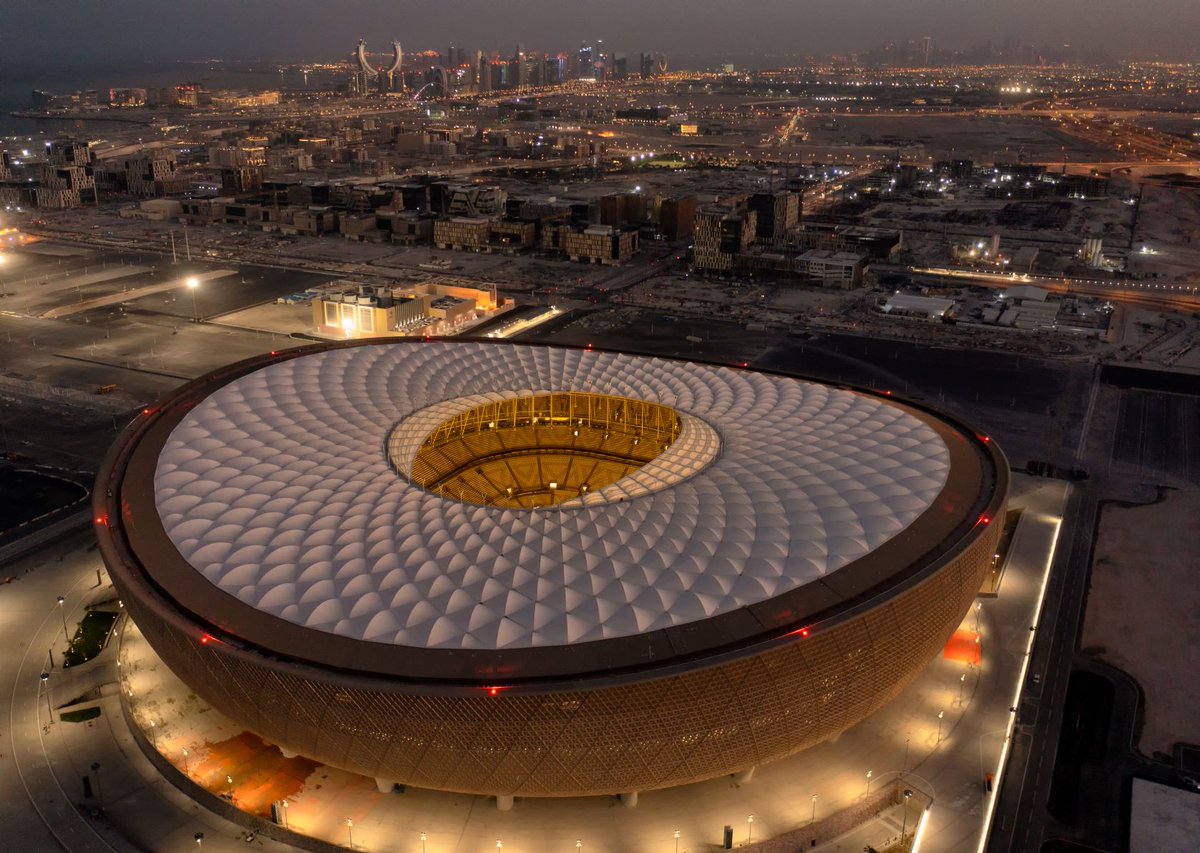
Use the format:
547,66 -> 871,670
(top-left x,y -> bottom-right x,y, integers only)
908,265 -> 1200,311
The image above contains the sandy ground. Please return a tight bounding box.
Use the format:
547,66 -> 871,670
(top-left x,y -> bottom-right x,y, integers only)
1130,779 -> 1200,853
1083,489 -> 1200,756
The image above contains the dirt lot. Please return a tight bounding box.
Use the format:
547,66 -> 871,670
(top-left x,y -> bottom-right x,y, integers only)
1082,488 -> 1200,756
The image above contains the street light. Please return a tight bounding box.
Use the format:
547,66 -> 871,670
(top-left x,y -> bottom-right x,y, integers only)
419,831 -> 426,852
149,720 -> 157,748
39,671 -> 51,724
194,831 -> 204,848
281,799 -> 289,829
226,774 -> 234,800
674,829 -> 681,853
937,710 -> 945,743
57,596 -> 69,642
866,769 -> 873,795
91,762 -> 103,808
576,841 -> 582,851
181,748 -> 188,774
186,277 -> 199,324
811,794 -> 817,825
747,814 -> 754,843
901,789 -> 913,841
346,818 -> 354,849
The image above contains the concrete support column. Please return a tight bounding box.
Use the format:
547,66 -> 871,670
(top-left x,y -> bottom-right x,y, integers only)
619,791 -> 639,808
495,794 -> 514,811
734,766 -> 756,784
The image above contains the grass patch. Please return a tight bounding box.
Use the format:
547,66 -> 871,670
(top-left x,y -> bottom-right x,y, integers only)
63,611 -> 120,668
60,707 -> 102,723
0,467 -> 87,533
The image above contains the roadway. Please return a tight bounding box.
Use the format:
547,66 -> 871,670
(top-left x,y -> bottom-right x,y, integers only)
907,265 -> 1200,311
985,483 -> 1099,853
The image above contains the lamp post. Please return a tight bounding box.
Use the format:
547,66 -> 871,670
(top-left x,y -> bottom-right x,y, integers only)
811,794 -> 817,825
346,818 -> 354,849
747,814 -> 754,844
904,733 -> 911,775
576,841 -> 582,851
57,596 -> 69,642
91,762 -> 103,809
186,277 -> 199,324
673,829 -> 681,853
194,831 -> 204,848
866,769 -> 873,796
281,799 -> 288,829
39,671 -> 51,724
937,710 -> 945,744
226,774 -> 234,801
958,672 -> 967,705
149,720 -> 157,748
901,789 -> 913,841
419,831 -> 425,852
181,748 -> 189,774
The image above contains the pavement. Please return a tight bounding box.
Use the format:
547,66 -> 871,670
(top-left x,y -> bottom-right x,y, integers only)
0,476 -> 1068,853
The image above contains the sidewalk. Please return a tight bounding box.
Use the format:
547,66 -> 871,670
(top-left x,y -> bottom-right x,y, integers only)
14,475 -> 1069,853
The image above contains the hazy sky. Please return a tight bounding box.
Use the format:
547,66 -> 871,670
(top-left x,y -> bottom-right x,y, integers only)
2,0 -> 1197,65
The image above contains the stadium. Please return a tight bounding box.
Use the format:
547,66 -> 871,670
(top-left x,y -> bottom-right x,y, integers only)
95,339 -> 1007,799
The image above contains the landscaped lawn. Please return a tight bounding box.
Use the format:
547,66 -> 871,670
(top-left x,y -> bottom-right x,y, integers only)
63,610 -> 120,668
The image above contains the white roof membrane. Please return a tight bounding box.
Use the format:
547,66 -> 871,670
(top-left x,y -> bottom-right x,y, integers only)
153,344 -> 951,650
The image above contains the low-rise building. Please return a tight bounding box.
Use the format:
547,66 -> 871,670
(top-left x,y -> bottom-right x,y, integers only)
545,223 -> 639,264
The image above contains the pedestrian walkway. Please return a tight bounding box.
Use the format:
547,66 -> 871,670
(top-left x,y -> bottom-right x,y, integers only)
14,475 -> 1069,853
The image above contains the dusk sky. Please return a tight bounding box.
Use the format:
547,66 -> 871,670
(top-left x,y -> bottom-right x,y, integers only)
1,0 -> 1198,66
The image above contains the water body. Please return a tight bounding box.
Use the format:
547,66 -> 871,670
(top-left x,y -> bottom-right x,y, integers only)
0,60 -> 339,139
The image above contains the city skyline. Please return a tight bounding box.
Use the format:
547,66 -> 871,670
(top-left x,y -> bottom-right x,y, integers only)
2,0 -> 1199,67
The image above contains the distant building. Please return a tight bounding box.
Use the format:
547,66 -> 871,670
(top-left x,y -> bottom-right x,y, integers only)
693,207 -> 756,272
659,195 -> 696,239
124,152 -> 188,197
544,223 -> 639,264
747,192 -> 801,243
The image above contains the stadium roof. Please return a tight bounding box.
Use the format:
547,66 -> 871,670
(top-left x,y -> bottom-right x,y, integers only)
151,342 -> 952,653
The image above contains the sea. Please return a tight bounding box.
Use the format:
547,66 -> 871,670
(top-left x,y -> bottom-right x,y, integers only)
0,60 -> 340,140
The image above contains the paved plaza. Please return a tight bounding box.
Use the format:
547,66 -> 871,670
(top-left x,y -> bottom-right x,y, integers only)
1,475 -> 1067,852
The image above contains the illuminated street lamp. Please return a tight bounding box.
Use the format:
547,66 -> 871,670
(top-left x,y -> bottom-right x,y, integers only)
747,814 -> 754,843
186,277 -> 199,324
937,710 -> 945,744
181,748 -> 188,774
281,799 -> 289,829
419,831 -> 426,852
901,789 -> 913,841
346,818 -> 354,849
39,671 -> 51,724
673,829 -> 681,853
226,774 -> 234,800
866,769 -> 873,795
56,596 -> 69,642
194,831 -> 204,848
811,794 -> 817,824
